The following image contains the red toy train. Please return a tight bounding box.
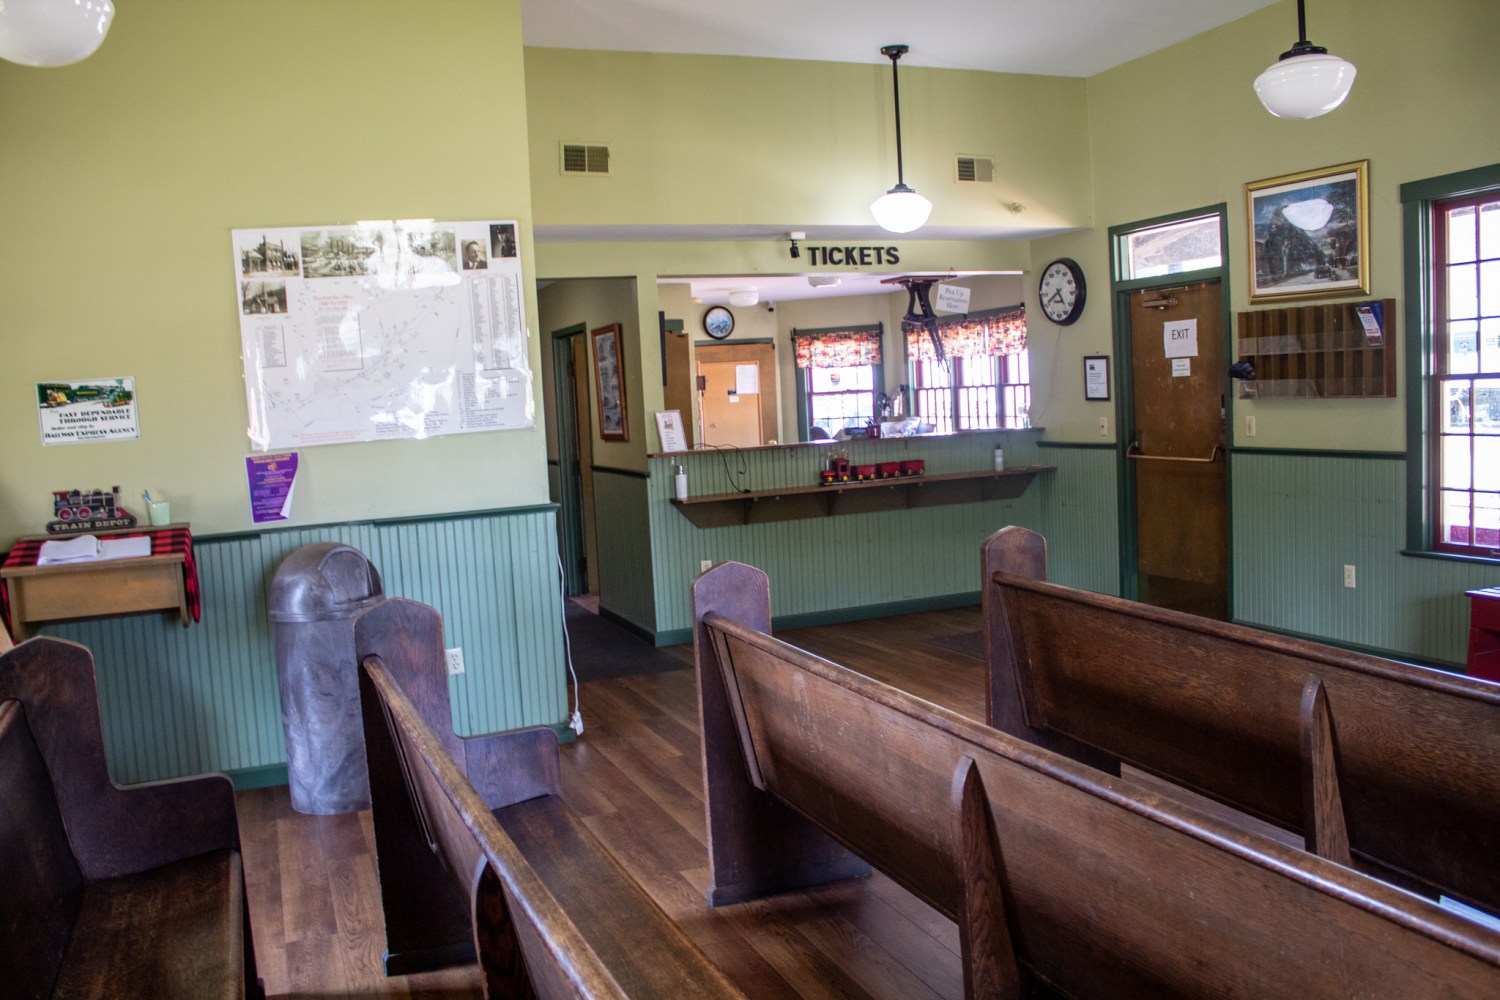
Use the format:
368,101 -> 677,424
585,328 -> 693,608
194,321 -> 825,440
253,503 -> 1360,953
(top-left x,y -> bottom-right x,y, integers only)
47,486 -> 138,534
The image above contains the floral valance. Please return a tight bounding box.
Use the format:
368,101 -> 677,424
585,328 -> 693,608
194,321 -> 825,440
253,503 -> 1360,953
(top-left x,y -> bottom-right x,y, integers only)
792,324 -> 883,369
906,305 -> 1027,362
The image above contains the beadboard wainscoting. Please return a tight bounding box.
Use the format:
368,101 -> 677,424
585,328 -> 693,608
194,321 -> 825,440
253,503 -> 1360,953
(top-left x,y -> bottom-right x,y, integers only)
41,505 -> 567,785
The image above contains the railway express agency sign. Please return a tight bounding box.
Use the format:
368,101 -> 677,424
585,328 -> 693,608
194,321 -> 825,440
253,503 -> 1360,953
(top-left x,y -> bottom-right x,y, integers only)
37,378 -> 140,445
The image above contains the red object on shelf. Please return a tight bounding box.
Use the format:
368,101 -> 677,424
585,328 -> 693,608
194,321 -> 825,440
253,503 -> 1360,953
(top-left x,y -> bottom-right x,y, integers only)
877,462 -> 902,479
854,464 -> 877,481
901,459 -> 925,476
1468,587 -> 1500,682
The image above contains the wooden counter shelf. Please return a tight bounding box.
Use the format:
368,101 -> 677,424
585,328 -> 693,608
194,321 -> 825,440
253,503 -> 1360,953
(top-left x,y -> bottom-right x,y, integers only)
2,524 -> 192,640
669,466 -> 1052,528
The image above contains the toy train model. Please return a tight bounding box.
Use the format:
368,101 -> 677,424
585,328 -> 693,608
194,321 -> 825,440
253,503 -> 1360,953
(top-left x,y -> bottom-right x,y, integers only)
47,486 -> 138,534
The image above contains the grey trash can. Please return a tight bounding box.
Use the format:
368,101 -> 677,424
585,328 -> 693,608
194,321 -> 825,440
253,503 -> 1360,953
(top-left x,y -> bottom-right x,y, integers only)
268,542 -> 384,814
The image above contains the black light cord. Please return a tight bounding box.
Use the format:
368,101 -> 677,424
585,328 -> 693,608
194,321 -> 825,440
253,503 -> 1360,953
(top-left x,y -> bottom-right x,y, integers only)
701,443 -> 752,494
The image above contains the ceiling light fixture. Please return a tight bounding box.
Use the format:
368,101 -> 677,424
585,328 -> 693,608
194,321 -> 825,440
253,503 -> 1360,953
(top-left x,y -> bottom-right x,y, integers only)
0,0 -> 115,68
1253,0 -> 1356,120
870,44 -> 932,234
807,275 -> 842,288
728,289 -> 759,307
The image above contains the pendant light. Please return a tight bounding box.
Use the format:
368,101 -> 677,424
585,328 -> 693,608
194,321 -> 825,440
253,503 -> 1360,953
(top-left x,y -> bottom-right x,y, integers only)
0,0 -> 115,68
1253,0 -> 1356,120
870,44 -> 932,234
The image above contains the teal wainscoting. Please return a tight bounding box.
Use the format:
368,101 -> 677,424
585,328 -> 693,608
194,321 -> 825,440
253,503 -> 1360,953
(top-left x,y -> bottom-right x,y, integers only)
46,505 -> 567,784
646,432 -> 1049,639
592,468 -> 657,634
1231,451 -> 1497,668
1035,442 -> 1121,595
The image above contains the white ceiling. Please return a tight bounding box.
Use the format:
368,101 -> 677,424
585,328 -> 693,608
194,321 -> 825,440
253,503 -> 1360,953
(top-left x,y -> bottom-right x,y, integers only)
521,0 -> 1280,77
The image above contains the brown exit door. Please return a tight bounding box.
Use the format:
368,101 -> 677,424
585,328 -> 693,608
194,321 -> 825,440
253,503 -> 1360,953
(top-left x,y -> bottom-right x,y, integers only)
1126,281 -> 1228,619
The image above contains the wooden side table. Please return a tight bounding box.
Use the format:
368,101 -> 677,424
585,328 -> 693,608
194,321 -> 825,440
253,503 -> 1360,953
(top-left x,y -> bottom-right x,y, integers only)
1,524 -> 192,640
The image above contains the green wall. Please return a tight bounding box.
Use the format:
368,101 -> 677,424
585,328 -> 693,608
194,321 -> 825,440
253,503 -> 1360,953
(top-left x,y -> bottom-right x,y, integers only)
0,0 -> 547,546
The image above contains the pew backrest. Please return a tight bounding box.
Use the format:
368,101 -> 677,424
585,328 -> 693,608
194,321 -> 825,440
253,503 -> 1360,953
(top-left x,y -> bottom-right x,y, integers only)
982,525 -> 1500,912
697,560 -> 1500,999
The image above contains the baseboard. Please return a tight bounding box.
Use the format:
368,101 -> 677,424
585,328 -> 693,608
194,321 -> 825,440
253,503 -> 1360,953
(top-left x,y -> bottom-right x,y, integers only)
1229,619 -> 1466,675
641,592 -> 982,648
227,763 -> 289,792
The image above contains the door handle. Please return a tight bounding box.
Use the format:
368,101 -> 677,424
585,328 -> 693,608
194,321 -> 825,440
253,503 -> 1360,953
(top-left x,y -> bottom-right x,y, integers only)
1126,442 -> 1223,463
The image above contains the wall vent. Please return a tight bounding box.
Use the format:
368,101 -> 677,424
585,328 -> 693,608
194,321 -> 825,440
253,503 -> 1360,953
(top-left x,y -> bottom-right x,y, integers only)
561,142 -> 611,175
956,155 -> 994,183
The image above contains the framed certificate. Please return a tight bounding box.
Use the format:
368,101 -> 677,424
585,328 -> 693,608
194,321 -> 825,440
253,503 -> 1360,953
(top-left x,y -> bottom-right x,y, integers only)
1084,355 -> 1110,401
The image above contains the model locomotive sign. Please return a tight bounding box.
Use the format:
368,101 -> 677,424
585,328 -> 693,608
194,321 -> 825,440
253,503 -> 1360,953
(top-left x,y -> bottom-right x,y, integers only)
47,486 -> 138,534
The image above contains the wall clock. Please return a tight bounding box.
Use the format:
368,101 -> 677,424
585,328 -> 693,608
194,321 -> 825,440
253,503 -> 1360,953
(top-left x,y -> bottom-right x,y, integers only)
1038,258 -> 1086,326
703,305 -> 735,339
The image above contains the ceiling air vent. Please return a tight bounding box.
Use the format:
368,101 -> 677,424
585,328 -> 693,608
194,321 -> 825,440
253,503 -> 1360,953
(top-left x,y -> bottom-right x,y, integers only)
956,155 -> 994,183
561,142 -> 611,175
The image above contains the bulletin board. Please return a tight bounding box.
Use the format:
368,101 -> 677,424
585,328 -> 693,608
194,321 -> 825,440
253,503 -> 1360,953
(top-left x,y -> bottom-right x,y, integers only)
234,219 -> 533,451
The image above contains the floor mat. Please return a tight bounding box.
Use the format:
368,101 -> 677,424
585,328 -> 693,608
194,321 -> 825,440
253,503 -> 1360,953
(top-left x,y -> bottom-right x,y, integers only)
565,601 -> 691,682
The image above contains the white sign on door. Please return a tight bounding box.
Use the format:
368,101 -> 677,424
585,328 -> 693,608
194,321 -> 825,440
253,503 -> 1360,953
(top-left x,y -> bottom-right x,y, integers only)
1163,318 -> 1198,359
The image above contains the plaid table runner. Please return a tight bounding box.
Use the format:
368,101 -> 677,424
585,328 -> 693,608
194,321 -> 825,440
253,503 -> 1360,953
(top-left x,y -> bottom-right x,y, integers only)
1,526 -> 201,636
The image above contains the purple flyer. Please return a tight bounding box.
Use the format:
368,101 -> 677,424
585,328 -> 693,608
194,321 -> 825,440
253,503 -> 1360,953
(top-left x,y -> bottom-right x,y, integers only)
246,452 -> 299,523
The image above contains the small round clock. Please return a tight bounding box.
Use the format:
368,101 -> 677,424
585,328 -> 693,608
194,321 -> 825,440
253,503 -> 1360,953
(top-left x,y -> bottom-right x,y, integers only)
703,305 -> 735,340
1038,258 -> 1086,326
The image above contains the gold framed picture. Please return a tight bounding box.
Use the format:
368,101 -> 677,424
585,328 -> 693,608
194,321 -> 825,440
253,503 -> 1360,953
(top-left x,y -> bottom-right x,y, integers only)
1245,160 -> 1369,303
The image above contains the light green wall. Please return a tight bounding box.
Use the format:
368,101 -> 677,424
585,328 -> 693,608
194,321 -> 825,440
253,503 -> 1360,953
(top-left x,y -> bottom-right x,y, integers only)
1034,0 -> 1500,450
536,278 -> 644,467
0,1 -> 546,547
525,49 -> 1092,232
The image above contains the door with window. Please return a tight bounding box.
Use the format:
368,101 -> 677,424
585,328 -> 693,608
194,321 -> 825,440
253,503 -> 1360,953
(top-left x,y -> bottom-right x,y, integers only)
1125,281 -> 1228,618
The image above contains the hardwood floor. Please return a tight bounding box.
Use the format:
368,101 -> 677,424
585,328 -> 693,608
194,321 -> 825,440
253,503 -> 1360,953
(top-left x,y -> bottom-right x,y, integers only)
238,606 -> 988,998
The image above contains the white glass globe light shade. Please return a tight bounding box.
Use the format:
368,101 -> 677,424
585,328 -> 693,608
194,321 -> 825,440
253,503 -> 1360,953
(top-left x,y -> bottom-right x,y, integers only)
870,186 -> 933,234
727,289 -> 759,307
1254,52 -> 1357,120
0,0 -> 115,67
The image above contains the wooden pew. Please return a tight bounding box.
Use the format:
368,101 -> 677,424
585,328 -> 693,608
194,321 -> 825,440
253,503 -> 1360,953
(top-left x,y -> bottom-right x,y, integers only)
981,524 -> 1500,914
354,597 -> 744,998
696,560 -> 1500,998
0,637 -> 261,999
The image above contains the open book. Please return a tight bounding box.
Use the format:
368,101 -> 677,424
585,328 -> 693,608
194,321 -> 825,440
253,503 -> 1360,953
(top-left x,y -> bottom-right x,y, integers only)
37,534 -> 152,565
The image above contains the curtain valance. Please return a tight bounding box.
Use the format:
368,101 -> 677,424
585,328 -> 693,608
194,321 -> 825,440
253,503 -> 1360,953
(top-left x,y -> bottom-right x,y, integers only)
792,324 -> 883,369
906,305 -> 1027,362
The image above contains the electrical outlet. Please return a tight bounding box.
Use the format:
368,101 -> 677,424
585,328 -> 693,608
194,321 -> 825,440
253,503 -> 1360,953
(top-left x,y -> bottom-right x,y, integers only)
1343,565 -> 1356,589
1245,415 -> 1257,437
445,647 -> 465,675
1098,416 -> 1108,436
700,559 -> 713,574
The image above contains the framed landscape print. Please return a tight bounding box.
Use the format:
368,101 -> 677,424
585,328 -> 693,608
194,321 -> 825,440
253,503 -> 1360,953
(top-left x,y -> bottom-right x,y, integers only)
591,323 -> 628,441
1246,160 -> 1369,303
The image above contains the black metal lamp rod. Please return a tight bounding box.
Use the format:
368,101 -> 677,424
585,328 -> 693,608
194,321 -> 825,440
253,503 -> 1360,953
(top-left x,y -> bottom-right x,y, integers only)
882,44 -> 910,189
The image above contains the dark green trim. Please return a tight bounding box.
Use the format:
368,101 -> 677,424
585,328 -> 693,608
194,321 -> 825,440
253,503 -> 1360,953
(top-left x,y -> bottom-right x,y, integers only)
1107,203 -> 1229,285
1399,163 -> 1500,204
554,322 -> 590,596
791,323 -> 882,338
1400,164 -> 1500,554
1231,619 -> 1465,676
649,592 -> 984,648
591,464 -> 650,479
227,763 -> 288,792
549,722 -> 578,745
599,605 -> 657,643
1399,548 -> 1500,568
652,627 -> 695,647
1229,447 -> 1406,461
1036,440 -> 1116,450
195,503 -> 560,545
698,336 -> 776,346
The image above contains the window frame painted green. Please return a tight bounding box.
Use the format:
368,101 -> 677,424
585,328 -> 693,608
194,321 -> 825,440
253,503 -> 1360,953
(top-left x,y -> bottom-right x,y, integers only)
1401,162 -> 1500,564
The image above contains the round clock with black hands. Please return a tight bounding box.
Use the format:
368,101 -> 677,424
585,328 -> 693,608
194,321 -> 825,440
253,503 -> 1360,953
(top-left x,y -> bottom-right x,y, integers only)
703,306 -> 735,340
1038,258 -> 1086,326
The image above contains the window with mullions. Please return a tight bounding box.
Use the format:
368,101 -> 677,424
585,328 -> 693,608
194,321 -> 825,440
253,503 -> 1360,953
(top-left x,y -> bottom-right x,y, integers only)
909,306 -> 1029,432
1432,193 -> 1500,555
793,324 -> 883,438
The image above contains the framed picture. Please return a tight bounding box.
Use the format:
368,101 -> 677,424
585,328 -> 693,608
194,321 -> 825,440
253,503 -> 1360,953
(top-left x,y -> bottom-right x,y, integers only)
1083,355 -> 1110,401
1246,160 -> 1369,303
591,323 -> 628,441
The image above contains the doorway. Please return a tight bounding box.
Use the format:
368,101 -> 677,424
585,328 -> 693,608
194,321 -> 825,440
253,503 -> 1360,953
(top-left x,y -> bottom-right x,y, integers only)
552,324 -> 597,597
1122,280 -> 1228,619
696,342 -> 778,448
